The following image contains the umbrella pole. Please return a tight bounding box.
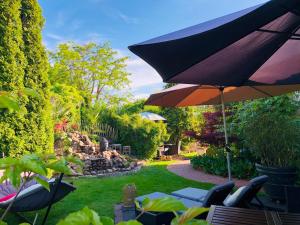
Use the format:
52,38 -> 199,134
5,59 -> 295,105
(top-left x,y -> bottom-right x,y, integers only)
220,88 -> 232,181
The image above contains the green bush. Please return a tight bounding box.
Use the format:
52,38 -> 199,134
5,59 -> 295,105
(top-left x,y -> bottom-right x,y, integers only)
191,145 -> 257,179
103,113 -> 169,159
231,95 -> 300,167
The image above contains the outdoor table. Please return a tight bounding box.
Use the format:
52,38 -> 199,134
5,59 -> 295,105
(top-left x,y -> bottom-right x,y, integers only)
206,205 -> 300,225
111,144 -> 122,152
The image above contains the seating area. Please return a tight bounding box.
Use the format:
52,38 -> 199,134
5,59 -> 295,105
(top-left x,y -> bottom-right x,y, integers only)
132,176 -> 270,225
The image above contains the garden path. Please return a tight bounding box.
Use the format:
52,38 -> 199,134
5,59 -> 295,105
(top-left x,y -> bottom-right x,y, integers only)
167,160 -> 248,187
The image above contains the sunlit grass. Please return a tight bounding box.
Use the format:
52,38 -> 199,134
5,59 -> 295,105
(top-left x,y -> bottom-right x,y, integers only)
3,161 -> 213,225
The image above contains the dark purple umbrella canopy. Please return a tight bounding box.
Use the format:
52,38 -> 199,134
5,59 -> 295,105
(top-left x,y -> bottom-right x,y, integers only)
129,0 -> 300,86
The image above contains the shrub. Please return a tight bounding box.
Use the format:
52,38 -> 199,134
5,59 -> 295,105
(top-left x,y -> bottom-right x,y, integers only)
103,113 -> 169,159
191,145 -> 257,179
232,95 -> 300,167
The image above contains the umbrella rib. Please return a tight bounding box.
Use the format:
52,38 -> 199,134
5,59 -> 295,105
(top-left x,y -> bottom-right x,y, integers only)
250,86 -> 273,97
257,28 -> 300,37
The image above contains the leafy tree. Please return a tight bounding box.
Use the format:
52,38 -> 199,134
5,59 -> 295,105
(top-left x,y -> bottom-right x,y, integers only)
50,84 -> 84,124
48,42 -> 130,105
21,0 -> 53,154
117,99 -> 161,115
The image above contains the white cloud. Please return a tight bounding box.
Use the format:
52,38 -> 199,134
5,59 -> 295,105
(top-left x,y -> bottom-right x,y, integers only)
70,19 -> 82,31
117,12 -> 139,24
126,57 -> 163,88
86,33 -> 107,43
46,33 -> 65,41
132,93 -> 150,100
56,11 -> 67,28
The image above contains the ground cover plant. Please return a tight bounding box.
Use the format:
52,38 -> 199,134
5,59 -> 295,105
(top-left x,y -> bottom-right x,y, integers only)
2,161 -> 213,224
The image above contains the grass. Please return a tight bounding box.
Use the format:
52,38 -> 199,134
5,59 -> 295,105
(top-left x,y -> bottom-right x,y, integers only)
180,151 -> 199,160
4,161 -> 213,225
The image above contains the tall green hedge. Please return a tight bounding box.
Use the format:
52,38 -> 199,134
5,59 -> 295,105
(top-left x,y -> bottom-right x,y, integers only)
0,0 -> 52,156
0,0 -> 27,156
103,113 -> 169,159
21,0 -> 53,154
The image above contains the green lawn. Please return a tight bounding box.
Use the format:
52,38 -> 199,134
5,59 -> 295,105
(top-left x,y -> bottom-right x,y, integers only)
4,161 -> 213,225
180,152 -> 199,160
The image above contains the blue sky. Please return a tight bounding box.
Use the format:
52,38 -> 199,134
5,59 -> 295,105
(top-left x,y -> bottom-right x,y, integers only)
40,0 -> 267,99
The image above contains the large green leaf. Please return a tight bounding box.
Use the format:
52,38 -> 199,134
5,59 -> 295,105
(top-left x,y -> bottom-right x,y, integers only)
46,159 -> 72,175
4,166 -> 22,188
0,94 -> 19,112
83,207 -> 101,225
57,207 -> 102,225
117,220 -> 142,225
66,155 -> 84,167
142,197 -> 186,212
20,154 -> 47,176
0,220 -> 8,225
0,157 -> 18,169
23,88 -> 40,98
171,207 -> 209,225
34,176 -> 50,191
99,217 -> 114,225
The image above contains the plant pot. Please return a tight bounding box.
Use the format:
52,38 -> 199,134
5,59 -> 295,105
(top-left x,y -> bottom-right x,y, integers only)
255,163 -> 298,201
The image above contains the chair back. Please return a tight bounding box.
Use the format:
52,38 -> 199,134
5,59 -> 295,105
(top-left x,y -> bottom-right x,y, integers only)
223,175 -> 268,208
202,181 -> 234,207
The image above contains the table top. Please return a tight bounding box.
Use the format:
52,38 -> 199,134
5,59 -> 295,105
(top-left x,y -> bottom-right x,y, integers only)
206,205 -> 300,225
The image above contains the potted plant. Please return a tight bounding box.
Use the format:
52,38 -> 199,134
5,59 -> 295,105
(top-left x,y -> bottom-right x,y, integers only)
235,95 -> 300,201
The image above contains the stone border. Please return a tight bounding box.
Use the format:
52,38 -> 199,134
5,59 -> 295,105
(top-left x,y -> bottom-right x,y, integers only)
75,165 -> 142,179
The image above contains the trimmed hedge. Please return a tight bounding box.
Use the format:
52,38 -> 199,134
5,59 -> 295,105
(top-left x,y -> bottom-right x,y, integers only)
103,113 -> 169,159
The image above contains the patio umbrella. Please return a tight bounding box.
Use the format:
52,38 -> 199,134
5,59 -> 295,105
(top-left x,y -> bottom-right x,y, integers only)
129,0 -> 300,180
140,112 -> 167,121
129,0 -> 300,86
145,84 -> 300,180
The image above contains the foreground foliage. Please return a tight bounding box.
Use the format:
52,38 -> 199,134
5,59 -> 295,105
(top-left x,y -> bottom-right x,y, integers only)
0,153 -> 83,223
55,198 -> 209,225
